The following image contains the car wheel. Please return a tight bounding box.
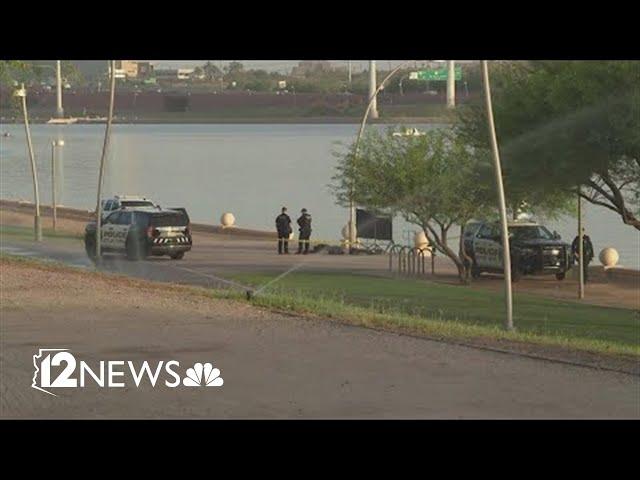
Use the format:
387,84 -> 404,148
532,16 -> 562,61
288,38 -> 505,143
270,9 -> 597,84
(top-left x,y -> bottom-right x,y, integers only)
471,262 -> 481,279
511,263 -> 523,283
85,238 -> 96,262
555,272 -> 566,281
170,251 -> 185,260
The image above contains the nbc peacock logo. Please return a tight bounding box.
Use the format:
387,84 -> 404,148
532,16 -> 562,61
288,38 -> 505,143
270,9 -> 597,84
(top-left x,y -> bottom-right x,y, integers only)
182,362 -> 224,387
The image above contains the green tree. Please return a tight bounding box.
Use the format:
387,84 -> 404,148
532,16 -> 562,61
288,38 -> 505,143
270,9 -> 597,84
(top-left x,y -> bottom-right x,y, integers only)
457,60 -> 640,230
202,61 -> 221,82
225,61 -> 244,74
332,127 -> 492,282
0,60 -> 32,86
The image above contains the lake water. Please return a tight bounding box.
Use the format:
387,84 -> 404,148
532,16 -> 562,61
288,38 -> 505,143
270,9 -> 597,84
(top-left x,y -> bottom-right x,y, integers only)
1,123 -> 638,269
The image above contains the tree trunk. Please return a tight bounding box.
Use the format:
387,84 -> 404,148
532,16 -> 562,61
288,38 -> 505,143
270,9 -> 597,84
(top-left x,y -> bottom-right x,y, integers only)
459,224 -> 472,282
424,222 -> 468,284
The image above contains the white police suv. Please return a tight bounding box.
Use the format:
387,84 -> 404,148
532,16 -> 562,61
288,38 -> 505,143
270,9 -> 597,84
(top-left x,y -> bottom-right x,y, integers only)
85,206 -> 192,261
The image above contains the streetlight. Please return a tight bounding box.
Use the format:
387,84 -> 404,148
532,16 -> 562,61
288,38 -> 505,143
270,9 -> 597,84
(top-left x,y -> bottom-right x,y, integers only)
95,60 -> 117,264
446,61 -> 456,108
14,83 -> 42,241
347,62 -> 411,249
481,60 -> 513,331
577,190 -> 585,299
51,139 -> 65,230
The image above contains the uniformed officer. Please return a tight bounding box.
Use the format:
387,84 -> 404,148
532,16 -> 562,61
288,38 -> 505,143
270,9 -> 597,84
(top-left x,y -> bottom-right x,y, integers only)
572,229 -> 594,283
296,208 -> 312,254
275,206 -> 292,254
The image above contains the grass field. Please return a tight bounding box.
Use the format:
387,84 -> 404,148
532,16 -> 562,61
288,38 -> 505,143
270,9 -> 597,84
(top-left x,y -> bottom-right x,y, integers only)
0,224 -> 83,242
231,271 -> 640,353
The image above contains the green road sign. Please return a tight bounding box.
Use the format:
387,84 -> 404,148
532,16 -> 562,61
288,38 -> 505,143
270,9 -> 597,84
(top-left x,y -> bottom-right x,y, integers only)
411,67 -> 462,81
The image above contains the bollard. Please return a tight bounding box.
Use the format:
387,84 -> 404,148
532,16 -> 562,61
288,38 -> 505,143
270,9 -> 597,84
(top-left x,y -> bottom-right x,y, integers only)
220,212 -> 235,228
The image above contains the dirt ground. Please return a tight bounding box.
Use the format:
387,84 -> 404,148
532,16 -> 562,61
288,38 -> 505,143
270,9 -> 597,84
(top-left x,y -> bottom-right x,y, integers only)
1,258 -> 638,419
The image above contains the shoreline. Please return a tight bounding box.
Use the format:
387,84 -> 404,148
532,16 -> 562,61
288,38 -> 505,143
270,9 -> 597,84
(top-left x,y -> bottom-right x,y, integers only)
1,116 -> 450,126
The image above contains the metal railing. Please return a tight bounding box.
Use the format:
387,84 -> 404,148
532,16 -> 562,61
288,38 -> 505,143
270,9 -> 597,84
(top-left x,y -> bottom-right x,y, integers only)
388,244 -> 435,277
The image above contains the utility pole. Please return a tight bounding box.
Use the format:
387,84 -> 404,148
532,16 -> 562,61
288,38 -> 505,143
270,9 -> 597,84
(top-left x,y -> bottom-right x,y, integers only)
368,60 -> 379,119
14,84 -> 42,241
481,61 -> 513,331
56,60 -> 64,118
348,60 -> 352,85
446,60 -> 456,109
51,140 -> 64,230
95,60 -> 117,264
578,191 -> 585,299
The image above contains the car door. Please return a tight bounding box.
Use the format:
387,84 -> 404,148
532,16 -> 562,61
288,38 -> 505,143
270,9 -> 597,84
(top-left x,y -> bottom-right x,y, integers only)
474,224 -> 502,269
473,224 -> 492,268
113,211 -> 133,251
101,212 -> 119,249
484,224 -> 503,269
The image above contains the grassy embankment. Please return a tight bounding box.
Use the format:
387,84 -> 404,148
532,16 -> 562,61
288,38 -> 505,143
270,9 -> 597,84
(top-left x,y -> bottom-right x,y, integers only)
229,271 -> 639,357
0,224 -> 83,242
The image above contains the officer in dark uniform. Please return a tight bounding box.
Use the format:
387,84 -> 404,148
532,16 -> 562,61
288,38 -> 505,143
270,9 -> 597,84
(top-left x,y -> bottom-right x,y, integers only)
296,208 -> 312,254
275,206 -> 292,254
572,229 -> 594,283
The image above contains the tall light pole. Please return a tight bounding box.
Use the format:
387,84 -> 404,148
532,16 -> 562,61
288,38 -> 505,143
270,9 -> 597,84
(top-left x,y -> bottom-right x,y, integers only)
446,60 -> 456,108
51,140 -> 64,230
14,84 -> 42,241
577,191 -> 585,299
95,60 -> 117,263
481,60 -> 513,331
348,62 -> 410,248
56,60 -> 64,118
368,60 -> 379,120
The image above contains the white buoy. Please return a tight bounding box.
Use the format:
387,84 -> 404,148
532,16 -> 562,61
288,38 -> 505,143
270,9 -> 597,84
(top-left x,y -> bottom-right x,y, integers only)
599,247 -> 619,268
220,212 -> 235,228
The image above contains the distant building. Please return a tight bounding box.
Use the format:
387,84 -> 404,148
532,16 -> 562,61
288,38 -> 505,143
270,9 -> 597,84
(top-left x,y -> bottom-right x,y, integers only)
136,62 -> 154,79
291,61 -> 333,77
155,69 -> 179,81
110,61 -> 155,80
177,68 -> 195,80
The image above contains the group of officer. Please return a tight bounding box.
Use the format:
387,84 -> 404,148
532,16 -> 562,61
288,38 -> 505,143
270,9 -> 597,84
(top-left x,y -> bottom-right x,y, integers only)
275,207 -> 312,255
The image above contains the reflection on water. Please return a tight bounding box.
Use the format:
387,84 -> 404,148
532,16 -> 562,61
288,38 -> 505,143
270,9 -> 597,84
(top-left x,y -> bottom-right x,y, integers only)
1,123 -> 638,269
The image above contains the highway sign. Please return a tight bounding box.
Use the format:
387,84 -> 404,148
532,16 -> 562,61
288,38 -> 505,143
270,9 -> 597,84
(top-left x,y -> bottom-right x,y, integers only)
412,67 -> 462,81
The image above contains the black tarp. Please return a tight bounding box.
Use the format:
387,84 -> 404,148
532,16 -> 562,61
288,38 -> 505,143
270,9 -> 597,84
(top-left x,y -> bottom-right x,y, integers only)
356,209 -> 393,240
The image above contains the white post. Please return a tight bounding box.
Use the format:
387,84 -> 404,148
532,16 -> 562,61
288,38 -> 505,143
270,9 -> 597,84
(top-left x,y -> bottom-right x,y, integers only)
481,61 -> 513,331
51,142 -> 57,230
446,60 -> 456,109
95,60 -> 117,263
16,84 -> 42,241
56,60 -> 64,118
368,60 -> 378,119
578,191 -> 584,299
348,60 -> 352,85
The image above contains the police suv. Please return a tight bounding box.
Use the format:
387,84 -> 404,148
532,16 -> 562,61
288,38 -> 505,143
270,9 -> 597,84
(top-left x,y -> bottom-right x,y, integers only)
85,206 -> 192,261
100,195 -> 156,220
465,221 -> 573,282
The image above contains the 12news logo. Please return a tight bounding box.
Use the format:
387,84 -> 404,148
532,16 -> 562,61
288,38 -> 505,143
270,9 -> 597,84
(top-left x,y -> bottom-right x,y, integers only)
32,349 -> 224,396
